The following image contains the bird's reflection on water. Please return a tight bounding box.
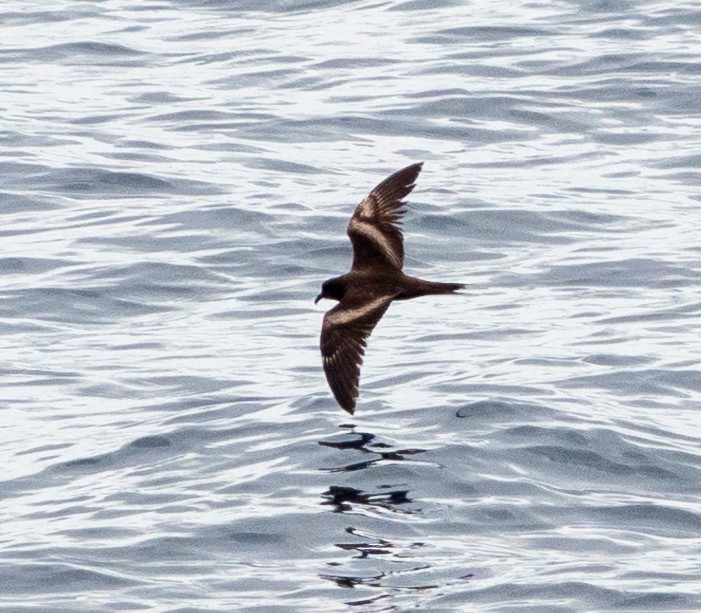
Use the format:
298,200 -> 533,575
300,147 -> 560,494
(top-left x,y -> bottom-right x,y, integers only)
322,486 -> 411,513
317,424 -> 445,603
318,424 -> 427,475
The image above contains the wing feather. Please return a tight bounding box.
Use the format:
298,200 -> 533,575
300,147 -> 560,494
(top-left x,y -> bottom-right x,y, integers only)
347,163 -> 423,271
320,293 -> 395,414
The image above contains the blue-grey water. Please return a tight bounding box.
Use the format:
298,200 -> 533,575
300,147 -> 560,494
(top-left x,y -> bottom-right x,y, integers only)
2,1 -> 700,611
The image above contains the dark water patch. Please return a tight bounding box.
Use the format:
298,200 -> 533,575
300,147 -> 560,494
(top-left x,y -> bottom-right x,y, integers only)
87,261 -> 233,303
185,520 -> 316,564
416,57 -> 525,79
156,203 -> 279,236
0,10 -> 73,25
33,168 -> 163,196
0,131 -> 79,150
235,114 -> 526,145
0,192 -> 59,213
0,41 -> 146,66
0,161 -> 56,189
209,68 -> 299,90
616,591 -> 698,610
563,184 -> 637,197
29,167 -> 220,198
112,535 -> 208,562
150,397 -> 247,423
656,169 -> 701,184
417,207 -> 621,245
591,26 -> 651,40
414,324 -> 530,346
137,376 -> 234,396
0,563 -> 135,594
23,497 -> 101,521
397,93 -> 551,127
454,399 -> 556,423
501,424 -> 590,448
196,140 -> 267,154
524,444 -> 680,482
245,157 -> 322,175
582,353 -> 654,367
455,415 -> 701,496
149,108 -> 245,125
537,258 -> 699,288
196,247 -> 271,268
593,130 -> 659,145
179,0 -> 353,11
166,26 -> 257,42
436,381 -> 545,400
41,427 -> 222,483
130,91 -> 198,105
15,442 -> 73,457
545,57 -> 701,89
588,504 -> 701,538
130,435 -> 171,449
0,256 -> 71,276
69,113 -> 129,126
561,368 -> 701,397
106,149 -> 175,163
2,286 -> 170,323
434,580 -> 636,610
652,153 -> 701,172
313,56 -> 398,70
390,0 -> 464,10
1,366 -> 81,387
55,526 -> 141,541
46,41 -> 143,58
414,24 -> 554,46
598,300 -> 701,324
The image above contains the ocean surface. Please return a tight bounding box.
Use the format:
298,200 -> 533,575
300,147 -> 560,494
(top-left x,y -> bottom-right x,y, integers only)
2,1 -> 700,611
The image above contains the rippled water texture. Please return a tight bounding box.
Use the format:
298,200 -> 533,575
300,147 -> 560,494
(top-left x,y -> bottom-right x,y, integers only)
2,0 -> 700,611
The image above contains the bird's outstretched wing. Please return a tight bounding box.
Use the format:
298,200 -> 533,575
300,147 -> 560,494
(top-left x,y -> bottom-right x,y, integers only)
347,163 -> 423,272
320,291 -> 396,414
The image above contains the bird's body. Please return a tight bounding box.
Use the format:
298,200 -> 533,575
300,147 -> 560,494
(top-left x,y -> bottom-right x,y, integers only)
316,163 -> 464,414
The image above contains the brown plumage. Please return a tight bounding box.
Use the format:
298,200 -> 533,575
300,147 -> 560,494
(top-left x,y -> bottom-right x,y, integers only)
315,163 -> 465,414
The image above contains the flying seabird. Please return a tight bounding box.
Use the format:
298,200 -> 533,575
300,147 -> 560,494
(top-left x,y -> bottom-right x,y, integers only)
315,163 -> 465,414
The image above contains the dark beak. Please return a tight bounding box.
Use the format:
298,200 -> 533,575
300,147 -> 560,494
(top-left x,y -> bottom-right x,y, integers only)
314,294 -> 323,304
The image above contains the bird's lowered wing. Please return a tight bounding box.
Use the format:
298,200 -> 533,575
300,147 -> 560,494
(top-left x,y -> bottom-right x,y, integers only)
347,162 -> 423,272
320,291 -> 396,414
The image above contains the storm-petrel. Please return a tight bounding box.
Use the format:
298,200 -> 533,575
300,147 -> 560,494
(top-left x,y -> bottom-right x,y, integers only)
315,163 -> 465,414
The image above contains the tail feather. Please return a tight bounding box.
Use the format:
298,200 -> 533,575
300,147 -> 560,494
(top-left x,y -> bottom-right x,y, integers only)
397,278 -> 466,300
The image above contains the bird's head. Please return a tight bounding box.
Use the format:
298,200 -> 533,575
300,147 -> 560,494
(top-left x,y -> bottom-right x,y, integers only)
315,277 -> 346,304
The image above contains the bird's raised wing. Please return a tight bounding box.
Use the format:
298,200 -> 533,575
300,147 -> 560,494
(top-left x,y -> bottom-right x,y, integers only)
320,291 -> 396,414
347,163 -> 423,272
